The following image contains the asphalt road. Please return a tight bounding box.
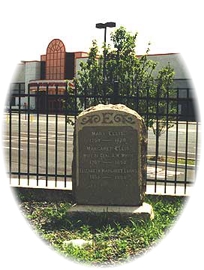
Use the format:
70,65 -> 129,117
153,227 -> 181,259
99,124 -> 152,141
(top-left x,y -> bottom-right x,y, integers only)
148,122 -> 201,160
3,113 -> 200,187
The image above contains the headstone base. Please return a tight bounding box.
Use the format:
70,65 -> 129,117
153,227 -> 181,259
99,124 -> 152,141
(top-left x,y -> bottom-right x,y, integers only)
68,202 -> 154,221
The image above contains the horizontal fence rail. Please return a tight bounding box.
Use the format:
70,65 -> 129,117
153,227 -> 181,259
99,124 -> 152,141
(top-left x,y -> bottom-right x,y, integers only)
4,82 -> 201,195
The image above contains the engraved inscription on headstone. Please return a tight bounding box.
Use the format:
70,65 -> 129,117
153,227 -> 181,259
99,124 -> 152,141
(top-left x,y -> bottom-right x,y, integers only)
72,104 -> 147,206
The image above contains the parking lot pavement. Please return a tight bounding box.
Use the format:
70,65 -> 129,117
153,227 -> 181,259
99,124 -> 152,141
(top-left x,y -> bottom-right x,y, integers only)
147,166 -> 184,179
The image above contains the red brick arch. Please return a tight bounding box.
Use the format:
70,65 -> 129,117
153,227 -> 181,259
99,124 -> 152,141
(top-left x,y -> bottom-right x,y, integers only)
46,39 -> 66,80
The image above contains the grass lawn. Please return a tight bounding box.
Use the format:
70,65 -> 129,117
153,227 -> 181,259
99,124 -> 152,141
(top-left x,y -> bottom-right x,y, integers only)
147,155 -> 195,165
19,195 -> 186,266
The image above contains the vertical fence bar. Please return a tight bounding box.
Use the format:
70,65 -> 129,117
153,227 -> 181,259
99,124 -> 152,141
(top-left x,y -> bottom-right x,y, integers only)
9,91 -> 12,184
93,86 -> 97,106
36,84 -> 40,186
135,86 -> 139,112
45,84 -> 49,186
194,121 -> 199,178
145,87 -> 150,191
18,83 -> 21,185
154,128 -> 159,192
164,89 -> 169,193
84,87 -> 87,109
64,84 -> 68,188
74,85 -> 78,121
174,122 -> 179,194
183,88 -> 190,194
174,121 -> 179,194
154,86 -> 160,193
55,85 -> 58,187
112,81 -> 119,104
184,120 -> 189,194
27,84 -> 31,186
174,89 -> 179,194
146,87 -> 149,130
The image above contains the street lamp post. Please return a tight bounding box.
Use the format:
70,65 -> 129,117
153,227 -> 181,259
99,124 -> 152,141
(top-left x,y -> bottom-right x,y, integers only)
96,22 -> 116,84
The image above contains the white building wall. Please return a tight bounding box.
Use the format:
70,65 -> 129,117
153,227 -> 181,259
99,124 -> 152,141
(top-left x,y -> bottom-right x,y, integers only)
147,53 -> 193,90
75,57 -> 88,78
147,53 -> 189,79
9,61 -> 41,109
7,63 -> 26,109
12,62 -> 25,83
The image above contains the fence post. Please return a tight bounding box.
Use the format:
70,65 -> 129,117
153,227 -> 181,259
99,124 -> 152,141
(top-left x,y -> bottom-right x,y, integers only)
112,81 -> 119,104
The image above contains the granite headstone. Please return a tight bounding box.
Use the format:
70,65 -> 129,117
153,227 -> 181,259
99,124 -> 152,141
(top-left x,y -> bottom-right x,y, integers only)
72,104 -> 147,206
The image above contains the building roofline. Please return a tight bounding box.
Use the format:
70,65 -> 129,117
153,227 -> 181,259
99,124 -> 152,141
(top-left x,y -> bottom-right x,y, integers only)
29,79 -> 67,83
74,51 -> 88,54
138,52 -> 180,57
75,56 -> 89,59
21,60 -> 40,63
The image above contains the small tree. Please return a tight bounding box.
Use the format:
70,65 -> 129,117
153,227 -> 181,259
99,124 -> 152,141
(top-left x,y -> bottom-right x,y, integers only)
71,26 -> 176,152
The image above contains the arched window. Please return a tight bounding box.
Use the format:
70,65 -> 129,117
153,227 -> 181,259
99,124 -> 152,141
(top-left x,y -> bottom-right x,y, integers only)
46,39 -> 66,80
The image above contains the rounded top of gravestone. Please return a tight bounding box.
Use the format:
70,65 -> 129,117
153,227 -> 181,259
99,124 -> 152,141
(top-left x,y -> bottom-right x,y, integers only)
78,104 -> 143,120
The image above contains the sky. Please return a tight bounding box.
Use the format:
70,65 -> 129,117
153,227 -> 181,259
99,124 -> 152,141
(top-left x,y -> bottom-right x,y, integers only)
0,1 -> 204,270
0,0 -> 203,62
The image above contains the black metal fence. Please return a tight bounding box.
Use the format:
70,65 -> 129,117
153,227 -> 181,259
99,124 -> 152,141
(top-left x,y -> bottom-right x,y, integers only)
4,82 -> 200,195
